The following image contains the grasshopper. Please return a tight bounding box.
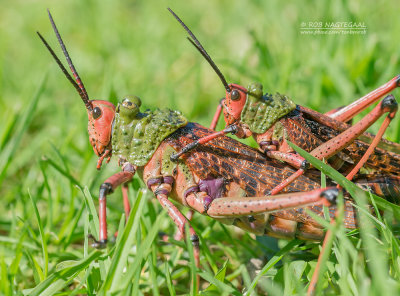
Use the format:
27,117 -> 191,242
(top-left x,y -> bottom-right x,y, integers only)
167,9 -> 400,197
38,11 -> 400,290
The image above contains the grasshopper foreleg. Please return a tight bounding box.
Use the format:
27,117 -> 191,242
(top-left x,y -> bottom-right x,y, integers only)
209,98 -> 224,130
90,163 -> 136,248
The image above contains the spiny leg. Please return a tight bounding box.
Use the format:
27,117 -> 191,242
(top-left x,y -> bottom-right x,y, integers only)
90,165 -> 135,248
155,193 -> 200,267
149,180 -> 200,289
328,75 -> 399,122
270,95 -> 398,195
206,188 -> 337,217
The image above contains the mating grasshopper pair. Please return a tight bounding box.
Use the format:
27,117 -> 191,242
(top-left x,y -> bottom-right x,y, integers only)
38,8 -> 400,292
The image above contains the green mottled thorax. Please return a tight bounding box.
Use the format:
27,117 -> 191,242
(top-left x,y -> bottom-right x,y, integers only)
112,96 -> 188,166
241,82 -> 296,134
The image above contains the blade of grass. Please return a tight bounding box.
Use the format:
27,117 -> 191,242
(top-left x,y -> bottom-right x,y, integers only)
164,261 -> 176,296
28,250 -> 102,296
115,210 -> 166,293
197,271 -> 241,296
0,74 -> 46,186
148,245 -> 160,296
185,223 -> 197,296
245,240 -> 302,295
203,259 -> 229,292
103,190 -> 144,292
28,189 -> 48,279
356,189 -> 393,295
81,186 -> 108,280
42,157 -> 82,189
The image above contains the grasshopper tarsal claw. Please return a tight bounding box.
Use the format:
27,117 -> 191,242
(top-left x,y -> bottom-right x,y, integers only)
88,234 -> 107,249
321,188 -> 339,206
170,141 -> 198,161
300,160 -> 310,171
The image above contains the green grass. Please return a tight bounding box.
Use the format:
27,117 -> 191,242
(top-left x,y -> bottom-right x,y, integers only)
1,0 -> 400,295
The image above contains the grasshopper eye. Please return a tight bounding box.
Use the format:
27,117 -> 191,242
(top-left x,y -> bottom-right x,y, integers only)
231,89 -> 240,101
92,107 -> 102,119
122,99 -> 134,109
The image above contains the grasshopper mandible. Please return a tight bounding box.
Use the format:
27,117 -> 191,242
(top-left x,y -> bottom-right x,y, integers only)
167,9 -> 400,197
37,10 -> 400,283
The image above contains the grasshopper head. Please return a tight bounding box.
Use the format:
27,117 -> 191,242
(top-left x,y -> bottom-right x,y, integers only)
222,84 -> 248,125
223,82 -> 264,125
87,100 -> 116,156
38,10 -> 116,164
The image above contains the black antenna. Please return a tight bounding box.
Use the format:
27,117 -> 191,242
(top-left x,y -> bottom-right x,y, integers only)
42,9 -> 93,111
37,32 -> 87,103
167,8 -> 231,92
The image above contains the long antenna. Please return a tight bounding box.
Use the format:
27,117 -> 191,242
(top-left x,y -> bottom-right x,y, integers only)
42,9 -> 93,111
37,32 -> 86,102
167,8 -> 231,92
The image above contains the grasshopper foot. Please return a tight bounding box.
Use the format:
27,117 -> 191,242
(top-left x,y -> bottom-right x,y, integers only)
321,188 -> 339,205
88,234 -> 107,249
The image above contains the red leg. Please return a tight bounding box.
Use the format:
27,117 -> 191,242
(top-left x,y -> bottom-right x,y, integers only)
122,183 -> 131,220
174,209 -> 194,241
270,170 -> 306,195
210,99 -> 224,130
307,218 -> 336,295
170,125 -> 238,161
328,75 -> 399,122
155,193 -> 200,265
91,166 -> 135,248
270,95 -> 398,195
265,151 -> 309,170
324,106 -> 344,117
156,193 -> 200,291
311,95 -> 397,160
149,181 -> 200,290
206,188 -> 336,217
96,149 -> 112,170
113,184 -> 132,239
148,181 -> 200,267
345,106 -> 397,181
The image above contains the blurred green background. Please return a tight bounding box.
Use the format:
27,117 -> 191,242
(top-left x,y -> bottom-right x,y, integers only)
1,0 -> 400,294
